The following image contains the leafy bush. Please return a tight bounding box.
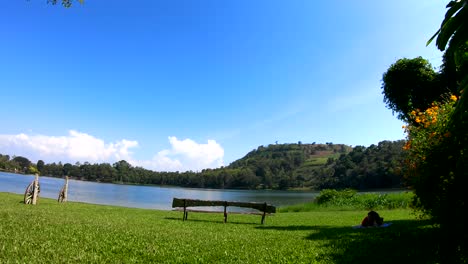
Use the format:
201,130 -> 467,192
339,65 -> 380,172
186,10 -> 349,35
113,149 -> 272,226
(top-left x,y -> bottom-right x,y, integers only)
280,190 -> 413,212
403,97 -> 458,216
404,93 -> 468,258
315,189 -> 357,204
356,193 -> 413,210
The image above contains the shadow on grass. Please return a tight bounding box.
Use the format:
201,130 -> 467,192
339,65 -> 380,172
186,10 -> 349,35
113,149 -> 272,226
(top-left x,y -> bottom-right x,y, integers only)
164,217 -> 260,226
257,219 -> 456,264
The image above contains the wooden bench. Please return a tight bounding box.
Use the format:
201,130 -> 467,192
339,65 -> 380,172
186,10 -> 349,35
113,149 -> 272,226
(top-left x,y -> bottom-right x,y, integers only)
172,198 -> 276,224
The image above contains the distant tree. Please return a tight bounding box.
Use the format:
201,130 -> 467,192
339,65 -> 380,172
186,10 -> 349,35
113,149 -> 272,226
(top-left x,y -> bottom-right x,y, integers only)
97,163 -> 117,183
36,160 -> 45,173
0,154 -> 10,170
27,165 -> 39,175
113,160 -> 132,182
0,154 -> 10,161
12,156 -> 31,171
63,163 -> 73,176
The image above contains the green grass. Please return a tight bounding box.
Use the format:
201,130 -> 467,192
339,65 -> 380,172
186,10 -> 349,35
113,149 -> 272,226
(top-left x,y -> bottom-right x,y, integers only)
303,153 -> 341,167
303,157 -> 328,166
0,192 -> 445,263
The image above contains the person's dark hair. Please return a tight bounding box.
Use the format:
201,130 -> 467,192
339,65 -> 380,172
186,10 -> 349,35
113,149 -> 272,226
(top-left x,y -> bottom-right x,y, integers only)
368,211 -> 383,226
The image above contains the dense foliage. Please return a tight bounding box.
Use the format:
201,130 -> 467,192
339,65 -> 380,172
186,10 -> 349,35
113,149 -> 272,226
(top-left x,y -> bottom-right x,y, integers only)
228,143 -> 352,189
381,1 -> 468,260
381,57 -> 454,121
415,0 -> 468,258
0,154 -> 37,174
403,97 -> 462,222
314,140 -> 406,190
1,141 -> 407,190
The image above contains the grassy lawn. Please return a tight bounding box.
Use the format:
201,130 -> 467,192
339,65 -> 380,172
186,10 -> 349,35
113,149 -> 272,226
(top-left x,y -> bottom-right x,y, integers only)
0,192 -> 441,263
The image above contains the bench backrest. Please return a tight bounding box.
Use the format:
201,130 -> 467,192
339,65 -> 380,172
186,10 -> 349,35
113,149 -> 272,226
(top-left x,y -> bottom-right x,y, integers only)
172,198 -> 276,213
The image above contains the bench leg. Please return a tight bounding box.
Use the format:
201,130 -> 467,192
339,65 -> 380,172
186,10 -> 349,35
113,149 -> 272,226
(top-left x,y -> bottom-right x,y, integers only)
261,202 -> 267,224
182,200 -> 187,221
224,205 -> 227,223
183,206 -> 187,221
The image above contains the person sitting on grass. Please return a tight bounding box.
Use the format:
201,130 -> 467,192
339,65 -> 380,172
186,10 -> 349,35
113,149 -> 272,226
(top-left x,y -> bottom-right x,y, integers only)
361,211 -> 384,227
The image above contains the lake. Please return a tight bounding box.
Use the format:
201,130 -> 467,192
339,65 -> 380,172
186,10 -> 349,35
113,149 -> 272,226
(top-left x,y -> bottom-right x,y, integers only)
0,171 -> 319,211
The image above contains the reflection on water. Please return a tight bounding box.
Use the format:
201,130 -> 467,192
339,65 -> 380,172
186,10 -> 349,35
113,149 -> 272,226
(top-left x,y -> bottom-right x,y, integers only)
0,172 -> 318,211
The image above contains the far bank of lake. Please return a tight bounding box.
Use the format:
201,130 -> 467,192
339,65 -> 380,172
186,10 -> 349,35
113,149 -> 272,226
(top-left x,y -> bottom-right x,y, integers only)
0,171 -> 321,211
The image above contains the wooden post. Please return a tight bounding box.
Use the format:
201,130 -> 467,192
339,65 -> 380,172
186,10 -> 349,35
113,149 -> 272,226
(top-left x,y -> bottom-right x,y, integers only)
58,176 -> 69,203
32,174 -> 39,205
63,176 -> 69,202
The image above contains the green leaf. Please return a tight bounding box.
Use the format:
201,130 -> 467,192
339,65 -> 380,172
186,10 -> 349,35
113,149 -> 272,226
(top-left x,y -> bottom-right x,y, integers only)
427,0 -> 466,50
427,29 -> 441,46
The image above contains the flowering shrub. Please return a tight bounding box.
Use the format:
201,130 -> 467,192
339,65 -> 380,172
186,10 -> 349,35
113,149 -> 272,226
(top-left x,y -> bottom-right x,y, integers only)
403,92 -> 468,257
403,95 -> 457,169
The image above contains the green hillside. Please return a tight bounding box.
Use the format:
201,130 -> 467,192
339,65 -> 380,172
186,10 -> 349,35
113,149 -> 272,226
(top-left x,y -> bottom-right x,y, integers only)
229,143 -> 352,189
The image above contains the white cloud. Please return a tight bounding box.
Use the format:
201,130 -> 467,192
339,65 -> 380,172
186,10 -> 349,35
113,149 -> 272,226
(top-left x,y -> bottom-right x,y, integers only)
0,130 -> 138,163
131,136 -> 224,172
0,131 -> 224,172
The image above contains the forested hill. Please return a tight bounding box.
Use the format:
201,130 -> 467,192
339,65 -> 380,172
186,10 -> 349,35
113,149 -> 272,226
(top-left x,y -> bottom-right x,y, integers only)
225,141 -> 405,190
0,140 -> 406,190
227,143 -> 352,189
230,143 -> 352,168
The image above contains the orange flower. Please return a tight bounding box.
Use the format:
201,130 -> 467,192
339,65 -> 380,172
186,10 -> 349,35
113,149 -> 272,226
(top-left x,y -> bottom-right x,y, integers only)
403,141 -> 411,150
450,95 -> 458,101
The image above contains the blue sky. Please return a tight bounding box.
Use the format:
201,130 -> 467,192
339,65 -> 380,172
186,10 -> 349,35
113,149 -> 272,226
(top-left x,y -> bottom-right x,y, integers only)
0,0 -> 447,171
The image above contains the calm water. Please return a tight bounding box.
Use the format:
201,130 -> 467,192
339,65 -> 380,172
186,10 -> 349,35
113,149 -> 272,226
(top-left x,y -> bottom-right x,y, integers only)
0,172 -> 319,211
